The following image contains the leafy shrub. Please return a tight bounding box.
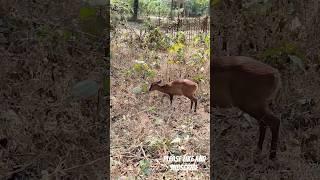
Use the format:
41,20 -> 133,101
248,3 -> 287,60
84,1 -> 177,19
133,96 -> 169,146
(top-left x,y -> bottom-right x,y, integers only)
168,41 -> 186,65
126,60 -> 156,80
144,27 -> 171,50
111,0 -> 132,31
260,41 -> 305,71
185,0 -> 209,16
140,0 -> 170,16
174,31 -> 186,44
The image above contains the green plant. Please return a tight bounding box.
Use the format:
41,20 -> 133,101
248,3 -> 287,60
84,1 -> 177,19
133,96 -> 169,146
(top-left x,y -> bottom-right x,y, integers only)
79,7 -> 96,19
132,82 -> 149,94
139,159 -> 151,176
204,34 -> 210,48
174,31 -> 186,44
144,27 -> 171,50
71,80 -> 99,99
167,32 -> 187,65
111,0 -> 132,31
146,136 -> 172,153
140,0 -> 170,16
126,60 -> 156,79
192,74 -> 205,84
168,41 -> 185,65
185,0 -> 209,16
192,33 -> 210,48
259,41 -> 305,71
142,17 -> 156,31
36,25 -> 73,56
188,35 -> 209,68
211,0 -> 221,7
192,34 -> 202,46
242,0 -> 272,15
189,51 -> 207,66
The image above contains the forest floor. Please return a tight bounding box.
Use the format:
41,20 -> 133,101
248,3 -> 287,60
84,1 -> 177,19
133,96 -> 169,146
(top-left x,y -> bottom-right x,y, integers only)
111,21 -> 320,180
0,13 -> 107,179
110,22 -> 210,179
212,59 -> 320,179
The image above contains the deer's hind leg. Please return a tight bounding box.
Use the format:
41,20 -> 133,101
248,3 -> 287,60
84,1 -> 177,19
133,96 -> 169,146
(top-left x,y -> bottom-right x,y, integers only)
241,105 -> 280,160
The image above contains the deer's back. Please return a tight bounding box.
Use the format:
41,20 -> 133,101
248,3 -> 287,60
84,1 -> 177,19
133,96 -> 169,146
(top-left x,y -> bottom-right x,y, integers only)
169,79 -> 197,96
212,56 -> 281,109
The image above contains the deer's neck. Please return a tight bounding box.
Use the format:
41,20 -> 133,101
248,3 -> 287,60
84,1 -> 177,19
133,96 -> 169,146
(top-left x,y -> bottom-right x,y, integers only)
157,85 -> 171,94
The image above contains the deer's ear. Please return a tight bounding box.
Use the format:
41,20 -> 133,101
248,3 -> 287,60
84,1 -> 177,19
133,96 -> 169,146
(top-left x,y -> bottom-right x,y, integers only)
157,80 -> 162,84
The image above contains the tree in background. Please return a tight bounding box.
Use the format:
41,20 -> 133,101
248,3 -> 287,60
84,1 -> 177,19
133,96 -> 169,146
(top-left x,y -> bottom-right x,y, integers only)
170,0 -> 174,19
123,0 -> 208,19
185,0 -> 209,17
132,0 -> 139,20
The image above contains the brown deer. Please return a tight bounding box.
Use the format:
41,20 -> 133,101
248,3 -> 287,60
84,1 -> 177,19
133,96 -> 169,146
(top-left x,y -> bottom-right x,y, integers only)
149,79 -> 198,112
212,56 -> 281,160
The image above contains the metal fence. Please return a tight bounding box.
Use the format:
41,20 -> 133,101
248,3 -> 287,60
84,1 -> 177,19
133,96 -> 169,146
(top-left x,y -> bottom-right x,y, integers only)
148,16 -> 210,40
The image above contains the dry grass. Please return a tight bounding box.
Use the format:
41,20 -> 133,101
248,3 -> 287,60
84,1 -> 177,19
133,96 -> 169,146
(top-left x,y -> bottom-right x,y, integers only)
110,20 -> 320,179
213,67 -> 320,179
0,17 -> 107,179
110,25 -> 210,179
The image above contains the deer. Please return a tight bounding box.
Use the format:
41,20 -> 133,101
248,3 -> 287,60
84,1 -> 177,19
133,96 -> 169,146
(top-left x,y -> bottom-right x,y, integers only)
149,79 -> 198,112
212,56 -> 281,160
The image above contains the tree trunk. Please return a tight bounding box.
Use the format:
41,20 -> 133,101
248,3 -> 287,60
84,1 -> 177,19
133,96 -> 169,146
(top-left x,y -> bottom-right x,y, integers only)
170,0 -> 174,20
132,0 -> 139,21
